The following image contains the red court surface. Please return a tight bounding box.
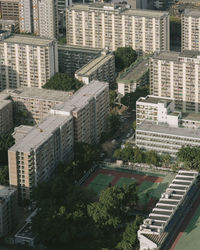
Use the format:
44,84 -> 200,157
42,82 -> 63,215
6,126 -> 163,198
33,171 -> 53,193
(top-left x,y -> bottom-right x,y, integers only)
83,168 -> 163,188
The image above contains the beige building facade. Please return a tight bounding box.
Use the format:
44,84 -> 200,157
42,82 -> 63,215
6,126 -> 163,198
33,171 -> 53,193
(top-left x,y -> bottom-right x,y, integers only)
9,115 -> 74,200
181,9 -> 200,52
0,34 -> 58,91
150,51 -> 200,112
0,0 -> 19,20
5,87 -> 73,125
66,3 -> 170,53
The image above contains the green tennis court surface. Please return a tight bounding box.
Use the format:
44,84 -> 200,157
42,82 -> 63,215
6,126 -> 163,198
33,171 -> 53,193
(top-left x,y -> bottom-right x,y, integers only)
175,205 -> 200,250
88,174 -> 114,194
115,177 -> 136,187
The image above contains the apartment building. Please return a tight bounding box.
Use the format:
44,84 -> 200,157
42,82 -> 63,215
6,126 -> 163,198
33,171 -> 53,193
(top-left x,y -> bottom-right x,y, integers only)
0,0 -> 19,20
38,0 -> 58,39
138,171 -> 199,250
0,185 -> 17,237
5,87 -> 73,125
9,114 -> 74,200
0,34 -> 58,90
150,50 -> 200,112
0,93 -> 13,135
117,57 -> 149,96
58,44 -> 101,74
181,9 -> 200,51
75,51 -> 115,85
66,3 -> 170,53
51,80 -> 109,144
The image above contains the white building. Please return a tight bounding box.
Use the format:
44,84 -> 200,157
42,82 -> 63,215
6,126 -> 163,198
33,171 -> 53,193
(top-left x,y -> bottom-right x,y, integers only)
181,9 -> 200,52
66,3 -> 170,53
0,34 -> 58,90
138,170 -> 199,250
150,50 -> 200,112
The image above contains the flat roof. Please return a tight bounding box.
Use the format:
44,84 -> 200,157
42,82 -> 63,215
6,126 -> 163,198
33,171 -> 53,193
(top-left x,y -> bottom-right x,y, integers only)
69,3 -> 168,18
183,8 -> 200,17
1,34 -> 55,46
75,53 -> 113,76
182,112 -> 200,122
137,121 -> 200,140
58,44 -> 101,54
9,115 -> 72,153
117,58 -> 149,84
137,95 -> 173,105
5,87 -> 73,103
152,50 -> 200,61
0,94 -> 11,110
56,80 -> 108,112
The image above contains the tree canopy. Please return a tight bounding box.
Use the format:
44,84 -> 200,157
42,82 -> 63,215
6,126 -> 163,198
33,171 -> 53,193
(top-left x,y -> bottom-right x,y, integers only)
114,47 -> 137,72
42,72 -> 83,92
177,146 -> 200,170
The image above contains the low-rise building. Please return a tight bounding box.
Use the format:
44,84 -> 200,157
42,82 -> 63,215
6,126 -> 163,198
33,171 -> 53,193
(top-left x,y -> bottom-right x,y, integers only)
75,51 -> 115,85
5,87 -> 73,125
0,93 -> 13,135
0,0 -> 19,20
0,185 -> 17,237
136,95 -> 175,126
117,57 -> 149,96
138,170 -> 199,250
58,44 -> 101,75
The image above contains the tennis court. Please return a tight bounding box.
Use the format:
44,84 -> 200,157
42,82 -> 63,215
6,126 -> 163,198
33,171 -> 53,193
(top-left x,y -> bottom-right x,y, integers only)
83,167 -> 175,209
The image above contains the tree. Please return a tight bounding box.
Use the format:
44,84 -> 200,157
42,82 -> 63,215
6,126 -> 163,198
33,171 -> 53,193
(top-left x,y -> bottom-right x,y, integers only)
43,72 -> 83,92
145,150 -> 159,166
109,90 -> 117,108
116,216 -> 143,250
0,165 -> 9,185
133,147 -> 144,163
160,153 -> 171,167
114,47 -> 137,72
132,120 -> 136,132
177,146 -> 200,170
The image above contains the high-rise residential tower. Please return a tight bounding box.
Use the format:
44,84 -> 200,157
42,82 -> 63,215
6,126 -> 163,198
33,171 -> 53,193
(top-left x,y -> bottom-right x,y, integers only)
0,34 -> 58,90
66,3 -> 170,53
150,50 -> 200,112
181,9 -> 200,52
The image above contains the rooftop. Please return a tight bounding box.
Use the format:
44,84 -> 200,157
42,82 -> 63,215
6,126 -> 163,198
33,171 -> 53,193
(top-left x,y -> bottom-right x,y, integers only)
9,115 -> 73,153
137,121 -> 200,139
152,50 -> 200,61
69,3 -> 169,17
58,44 -> 101,54
0,185 -> 16,202
117,58 -> 149,84
1,34 -> 55,46
183,8 -> 200,17
75,52 -> 114,77
55,80 -> 109,112
0,94 -> 11,110
182,112 -> 200,122
137,95 -> 173,105
5,87 -> 73,102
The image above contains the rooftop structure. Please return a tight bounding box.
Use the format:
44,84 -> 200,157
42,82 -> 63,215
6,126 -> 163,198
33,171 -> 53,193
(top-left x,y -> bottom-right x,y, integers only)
138,170 -> 199,250
75,51 -> 115,85
117,57 -> 149,96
